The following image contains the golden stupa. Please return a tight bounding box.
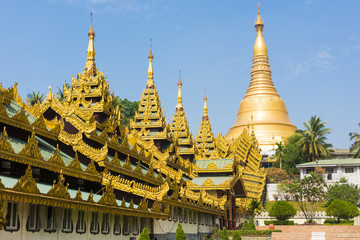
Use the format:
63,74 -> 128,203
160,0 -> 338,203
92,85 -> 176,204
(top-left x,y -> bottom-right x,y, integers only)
225,7 -> 297,151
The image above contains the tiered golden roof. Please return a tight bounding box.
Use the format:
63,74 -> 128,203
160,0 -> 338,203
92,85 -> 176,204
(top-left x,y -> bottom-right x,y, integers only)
225,6 -> 296,151
170,74 -> 195,161
130,48 -> 171,143
195,93 -> 219,159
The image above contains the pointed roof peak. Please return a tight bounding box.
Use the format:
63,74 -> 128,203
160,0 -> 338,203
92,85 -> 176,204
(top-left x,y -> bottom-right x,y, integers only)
203,89 -> 208,118
148,38 -> 153,59
176,70 -> 183,110
255,3 -> 264,26
253,3 -> 267,56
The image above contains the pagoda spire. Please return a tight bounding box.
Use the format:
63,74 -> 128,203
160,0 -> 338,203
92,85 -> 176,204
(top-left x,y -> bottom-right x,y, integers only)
176,70 -> 183,111
85,12 -> 97,74
225,5 -> 297,150
203,89 -> 208,119
253,3 -> 267,56
147,38 -> 154,88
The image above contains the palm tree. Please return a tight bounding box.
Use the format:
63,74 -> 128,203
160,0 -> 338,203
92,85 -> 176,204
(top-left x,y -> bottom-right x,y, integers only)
349,123 -> 360,158
247,199 -> 262,216
297,115 -> 332,162
275,142 -> 285,169
56,83 -> 70,102
27,91 -> 44,106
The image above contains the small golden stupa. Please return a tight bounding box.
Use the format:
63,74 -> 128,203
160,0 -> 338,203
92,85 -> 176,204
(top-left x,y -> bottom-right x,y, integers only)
225,6 -> 297,151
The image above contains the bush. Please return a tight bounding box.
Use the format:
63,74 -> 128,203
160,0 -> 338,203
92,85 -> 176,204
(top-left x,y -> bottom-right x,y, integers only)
324,218 -> 354,225
175,223 -> 186,240
220,227 -> 229,240
269,201 -> 296,221
248,217 -> 256,230
326,199 -> 360,222
241,220 -> 249,230
264,220 -> 295,225
326,182 -> 360,207
232,231 -> 241,240
139,227 -> 150,240
267,168 -> 290,183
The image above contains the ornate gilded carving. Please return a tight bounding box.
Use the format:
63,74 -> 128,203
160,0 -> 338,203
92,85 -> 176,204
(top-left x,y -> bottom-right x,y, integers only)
0,127 -> 14,153
123,155 -> 132,170
12,108 -> 30,125
74,188 -> 83,201
98,181 -> 117,206
12,166 -> 40,194
48,145 -> 65,166
137,196 -> 148,211
85,160 -> 98,174
111,151 -> 120,165
47,172 -> 70,199
134,161 -> 142,174
19,130 -> 44,160
87,190 -> 94,203
32,114 -> 47,130
68,152 -> 82,170
151,198 -> 161,213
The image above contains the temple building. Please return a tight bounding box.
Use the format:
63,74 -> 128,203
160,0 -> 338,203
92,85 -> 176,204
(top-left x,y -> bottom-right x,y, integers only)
0,8 -> 267,240
225,7 -> 297,152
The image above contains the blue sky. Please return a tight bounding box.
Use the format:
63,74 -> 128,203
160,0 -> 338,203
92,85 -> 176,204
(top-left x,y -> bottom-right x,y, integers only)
1,0 -> 359,149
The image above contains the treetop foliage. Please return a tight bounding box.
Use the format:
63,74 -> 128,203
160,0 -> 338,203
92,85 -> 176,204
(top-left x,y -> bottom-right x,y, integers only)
269,201 -> 296,221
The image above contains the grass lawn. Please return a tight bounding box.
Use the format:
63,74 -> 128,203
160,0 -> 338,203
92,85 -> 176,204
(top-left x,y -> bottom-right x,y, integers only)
265,201 -> 327,212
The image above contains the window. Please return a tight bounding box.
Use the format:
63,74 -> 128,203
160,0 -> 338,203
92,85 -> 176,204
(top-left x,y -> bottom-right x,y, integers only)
178,208 -> 183,223
62,209 -> 72,233
131,217 -> 139,235
173,207 -> 178,222
113,215 -> 121,235
327,174 -> 332,180
101,213 -> 110,234
168,206 -> 172,221
27,204 -> 40,232
76,210 -> 86,233
45,206 -> 56,232
326,168 -> 334,174
345,168 -> 354,173
5,202 -> 18,231
90,212 -> 99,234
306,168 -> 314,174
123,215 -> 130,235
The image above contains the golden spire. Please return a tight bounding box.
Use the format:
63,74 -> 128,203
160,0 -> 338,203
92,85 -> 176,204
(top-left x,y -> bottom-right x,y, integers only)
203,89 -> 208,118
85,12 -> 96,74
147,38 -> 154,88
176,70 -> 183,111
225,5 -> 297,150
253,3 -> 267,56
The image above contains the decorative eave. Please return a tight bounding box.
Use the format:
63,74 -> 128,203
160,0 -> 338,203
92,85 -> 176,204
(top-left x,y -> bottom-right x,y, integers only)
193,161 -> 233,173
186,178 -> 232,191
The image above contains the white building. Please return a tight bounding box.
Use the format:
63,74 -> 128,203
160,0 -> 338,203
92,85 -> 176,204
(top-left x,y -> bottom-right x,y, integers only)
296,158 -> 360,185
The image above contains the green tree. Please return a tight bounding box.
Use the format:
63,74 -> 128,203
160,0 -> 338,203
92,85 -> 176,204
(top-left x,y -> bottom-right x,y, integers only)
349,123 -> 360,158
275,142 -> 285,169
326,199 -> 359,223
232,231 -> 242,240
269,201 -> 296,221
113,96 -> 139,128
297,115 -> 332,162
139,227 -> 150,240
248,216 -> 256,230
220,227 -> 229,240
276,134 -> 308,175
326,181 -> 360,207
27,91 -> 44,106
175,223 -> 186,240
283,172 -> 326,222
247,199 -> 262,216
241,220 -> 249,230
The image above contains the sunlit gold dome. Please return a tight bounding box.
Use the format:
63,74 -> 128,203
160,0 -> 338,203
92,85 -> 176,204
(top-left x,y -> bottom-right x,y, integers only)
225,7 -> 296,151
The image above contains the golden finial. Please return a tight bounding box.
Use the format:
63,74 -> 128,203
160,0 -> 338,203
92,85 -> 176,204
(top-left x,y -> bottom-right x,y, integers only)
147,38 -> 154,88
203,88 -> 208,117
86,12 -> 96,73
88,12 -> 95,36
254,2 -> 267,56
176,70 -> 183,110
148,38 -> 153,59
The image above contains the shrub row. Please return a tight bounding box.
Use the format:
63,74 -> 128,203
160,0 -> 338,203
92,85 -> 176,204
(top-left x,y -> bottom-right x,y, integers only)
324,218 -> 354,225
264,220 -> 295,225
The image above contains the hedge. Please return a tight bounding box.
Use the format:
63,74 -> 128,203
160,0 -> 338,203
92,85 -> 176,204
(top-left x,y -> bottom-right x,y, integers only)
264,220 -> 295,225
324,218 -> 354,225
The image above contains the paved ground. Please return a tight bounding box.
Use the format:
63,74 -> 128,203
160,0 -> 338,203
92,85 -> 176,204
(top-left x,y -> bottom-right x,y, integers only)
257,225 -> 360,240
